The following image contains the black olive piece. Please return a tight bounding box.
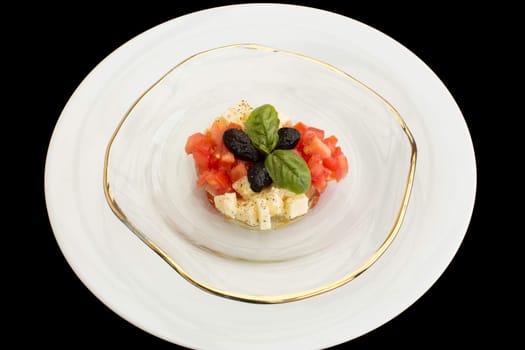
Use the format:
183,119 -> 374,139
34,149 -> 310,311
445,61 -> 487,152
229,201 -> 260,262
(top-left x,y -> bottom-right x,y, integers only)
247,162 -> 273,192
275,127 -> 301,149
223,128 -> 262,162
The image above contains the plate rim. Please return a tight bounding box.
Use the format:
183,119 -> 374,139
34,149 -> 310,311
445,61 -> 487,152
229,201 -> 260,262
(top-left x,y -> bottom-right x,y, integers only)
45,3 -> 477,349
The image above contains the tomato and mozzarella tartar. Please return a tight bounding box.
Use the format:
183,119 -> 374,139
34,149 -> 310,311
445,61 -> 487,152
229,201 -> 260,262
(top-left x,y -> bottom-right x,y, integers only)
184,101 -> 348,230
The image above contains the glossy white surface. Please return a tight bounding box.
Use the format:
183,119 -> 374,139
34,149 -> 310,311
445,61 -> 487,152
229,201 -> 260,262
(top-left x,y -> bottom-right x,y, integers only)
45,4 -> 476,349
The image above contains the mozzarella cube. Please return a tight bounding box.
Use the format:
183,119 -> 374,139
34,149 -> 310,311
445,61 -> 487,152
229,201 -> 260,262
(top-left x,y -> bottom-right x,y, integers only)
236,200 -> 258,226
274,187 -> 296,200
221,100 -> 252,125
213,192 -> 237,219
255,198 -> 272,230
284,194 -> 309,219
261,187 -> 284,216
232,176 -> 256,198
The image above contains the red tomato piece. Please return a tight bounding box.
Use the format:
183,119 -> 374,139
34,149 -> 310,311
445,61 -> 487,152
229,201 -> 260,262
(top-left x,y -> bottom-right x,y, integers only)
208,119 -> 229,147
198,169 -> 232,195
292,121 -> 349,193
307,126 -> 325,140
323,135 -> 338,154
303,136 -> 332,158
219,150 -> 236,168
192,151 -> 210,173
322,156 -> 338,172
335,154 -> 349,181
293,122 -> 309,135
185,132 -> 210,154
229,162 -> 248,183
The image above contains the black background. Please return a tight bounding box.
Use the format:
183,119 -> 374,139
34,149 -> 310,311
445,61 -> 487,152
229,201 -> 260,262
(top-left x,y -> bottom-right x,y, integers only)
20,1 -> 496,348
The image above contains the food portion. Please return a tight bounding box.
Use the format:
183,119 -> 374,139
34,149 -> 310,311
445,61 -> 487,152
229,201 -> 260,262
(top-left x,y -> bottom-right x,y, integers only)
185,101 -> 348,230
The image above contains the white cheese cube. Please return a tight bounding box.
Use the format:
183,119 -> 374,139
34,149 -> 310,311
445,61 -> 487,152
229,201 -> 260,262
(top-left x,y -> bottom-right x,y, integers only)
261,187 -> 284,216
236,200 -> 258,227
221,100 -> 252,125
274,187 -> 296,200
255,198 -> 272,230
232,176 -> 256,198
284,194 -> 309,219
213,192 -> 237,219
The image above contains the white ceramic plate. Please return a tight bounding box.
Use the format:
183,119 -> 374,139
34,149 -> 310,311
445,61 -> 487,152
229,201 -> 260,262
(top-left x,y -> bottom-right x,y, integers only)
45,4 -> 476,349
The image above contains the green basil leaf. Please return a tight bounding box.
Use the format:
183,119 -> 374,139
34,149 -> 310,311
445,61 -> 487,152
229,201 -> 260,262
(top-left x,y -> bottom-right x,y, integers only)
265,150 -> 311,194
245,104 -> 280,154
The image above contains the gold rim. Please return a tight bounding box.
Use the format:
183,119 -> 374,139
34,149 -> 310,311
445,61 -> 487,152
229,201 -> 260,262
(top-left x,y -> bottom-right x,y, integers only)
103,44 -> 417,304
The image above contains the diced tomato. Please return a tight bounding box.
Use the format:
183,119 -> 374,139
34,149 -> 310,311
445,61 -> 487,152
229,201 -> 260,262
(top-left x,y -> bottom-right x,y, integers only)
293,122 -> 349,193
207,151 -> 220,169
293,122 -> 309,135
334,154 -> 348,181
197,169 -> 232,195
322,156 -> 338,172
219,150 -> 235,168
308,126 -> 325,140
301,130 -> 317,147
208,119 -> 228,146
307,154 -> 329,193
229,162 -> 248,183
323,135 -> 338,154
313,177 -> 328,193
211,170 -> 233,195
310,169 -> 328,193
186,119 -> 249,195
208,120 -> 243,147
303,136 -> 332,158
192,150 -> 210,173
185,132 -> 210,154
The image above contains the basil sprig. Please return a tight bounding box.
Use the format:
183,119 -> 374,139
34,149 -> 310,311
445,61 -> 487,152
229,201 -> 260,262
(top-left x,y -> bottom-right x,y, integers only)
245,104 -> 311,194
265,150 -> 311,194
245,104 -> 280,154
